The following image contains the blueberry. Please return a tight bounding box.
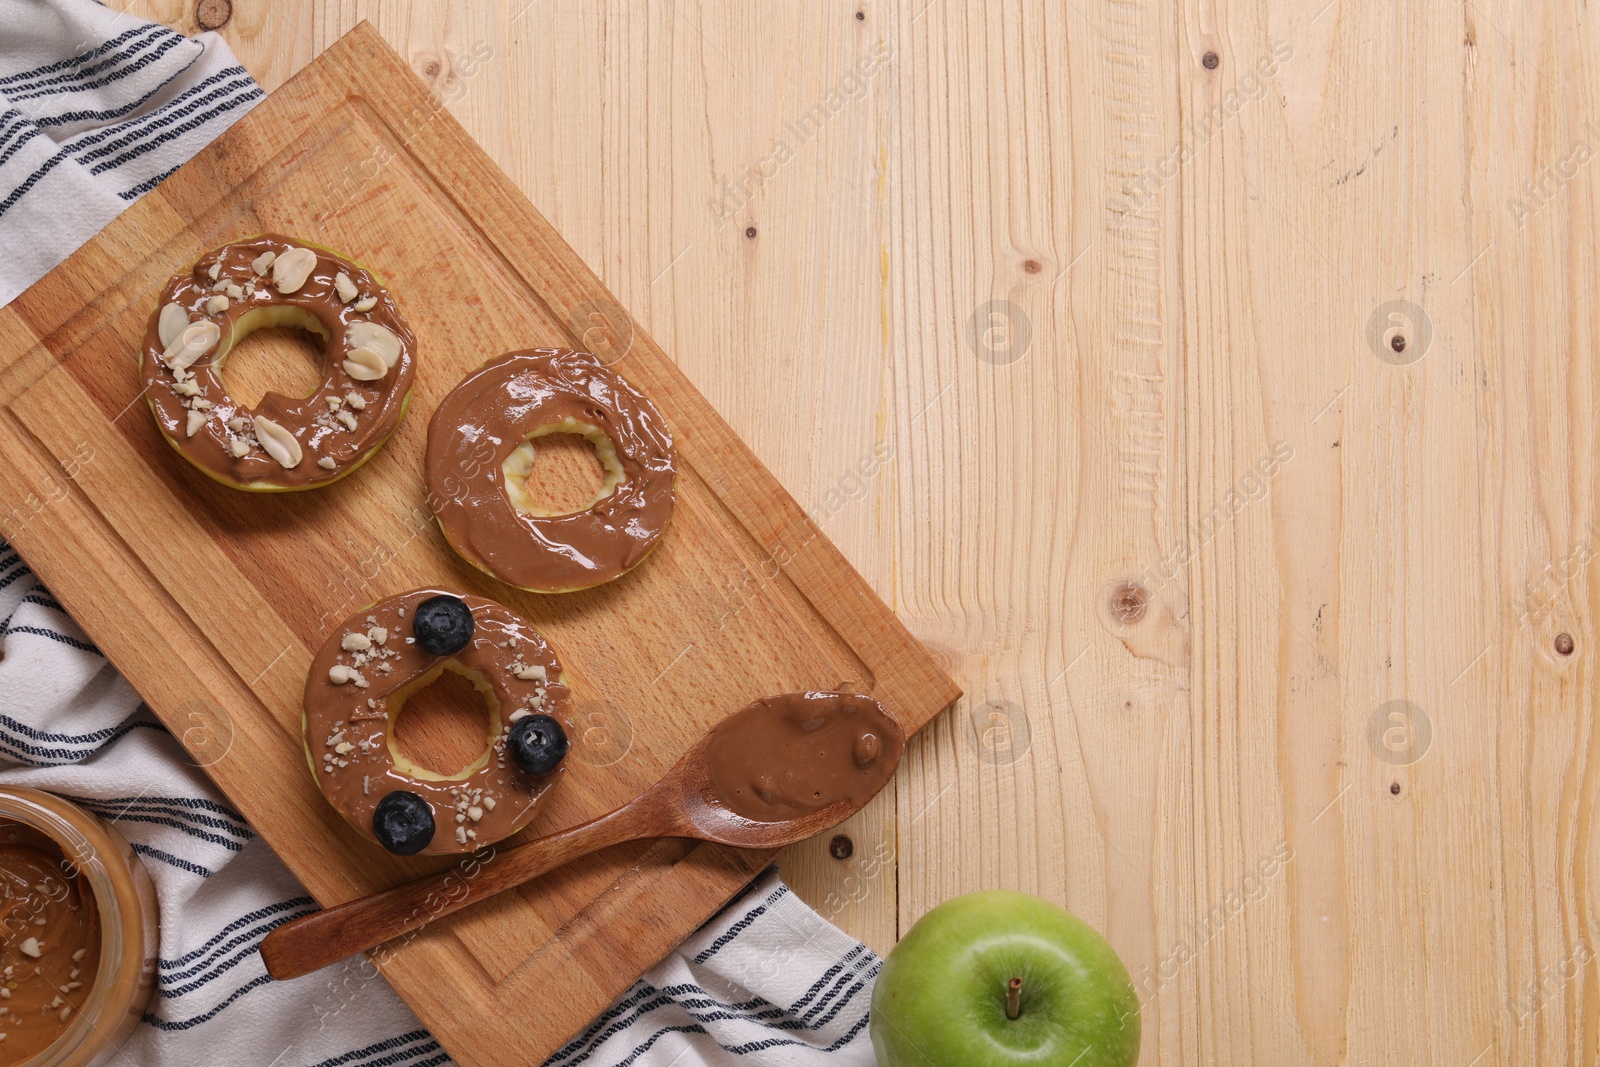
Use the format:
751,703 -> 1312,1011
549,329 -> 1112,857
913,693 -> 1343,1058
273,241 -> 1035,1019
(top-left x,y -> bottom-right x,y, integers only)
508,714 -> 568,776
413,595 -> 474,656
372,790 -> 435,855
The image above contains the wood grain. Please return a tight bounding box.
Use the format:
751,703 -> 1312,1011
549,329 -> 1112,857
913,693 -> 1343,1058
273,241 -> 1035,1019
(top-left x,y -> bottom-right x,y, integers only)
39,0 -> 1600,1062
0,22 -> 957,1067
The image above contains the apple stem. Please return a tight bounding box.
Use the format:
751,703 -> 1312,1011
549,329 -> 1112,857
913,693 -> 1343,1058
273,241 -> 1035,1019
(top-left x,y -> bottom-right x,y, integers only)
1006,976 -> 1023,1020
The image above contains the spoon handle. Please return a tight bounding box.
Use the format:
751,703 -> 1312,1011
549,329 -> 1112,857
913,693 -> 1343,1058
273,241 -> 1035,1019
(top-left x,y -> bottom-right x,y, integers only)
260,798 -> 671,981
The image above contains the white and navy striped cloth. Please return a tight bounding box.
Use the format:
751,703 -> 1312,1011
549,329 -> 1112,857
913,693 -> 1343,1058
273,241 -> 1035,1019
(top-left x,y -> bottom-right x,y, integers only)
0,546 -> 446,1065
546,877 -> 880,1065
0,8 -> 884,1064
0,0 -> 262,305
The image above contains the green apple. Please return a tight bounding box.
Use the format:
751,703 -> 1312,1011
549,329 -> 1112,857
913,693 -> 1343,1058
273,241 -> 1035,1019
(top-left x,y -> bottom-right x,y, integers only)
871,890 -> 1140,1067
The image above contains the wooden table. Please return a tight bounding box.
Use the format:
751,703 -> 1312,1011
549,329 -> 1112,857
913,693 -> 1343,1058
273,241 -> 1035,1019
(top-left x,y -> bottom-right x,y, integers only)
122,2 -> 1597,1063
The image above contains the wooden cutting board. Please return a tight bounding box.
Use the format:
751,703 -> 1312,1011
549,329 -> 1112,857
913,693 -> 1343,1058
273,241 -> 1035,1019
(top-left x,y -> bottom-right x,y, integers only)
0,22 -> 958,1066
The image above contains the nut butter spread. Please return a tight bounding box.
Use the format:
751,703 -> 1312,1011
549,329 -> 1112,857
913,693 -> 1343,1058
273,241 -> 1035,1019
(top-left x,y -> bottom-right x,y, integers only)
426,348 -> 676,592
141,234 -> 416,491
0,821 -> 101,1061
707,692 -> 903,822
304,590 -> 573,856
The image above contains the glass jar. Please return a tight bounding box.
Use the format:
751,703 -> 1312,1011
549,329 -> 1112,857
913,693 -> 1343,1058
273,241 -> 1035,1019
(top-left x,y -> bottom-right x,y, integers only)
0,787 -> 159,1067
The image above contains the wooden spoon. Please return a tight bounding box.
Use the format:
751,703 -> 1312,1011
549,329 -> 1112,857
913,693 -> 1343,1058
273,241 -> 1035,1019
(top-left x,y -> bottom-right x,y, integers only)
260,691 -> 904,981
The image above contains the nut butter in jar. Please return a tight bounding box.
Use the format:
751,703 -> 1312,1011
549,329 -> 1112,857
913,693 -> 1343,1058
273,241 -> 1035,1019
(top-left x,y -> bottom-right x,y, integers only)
0,787 -> 158,1067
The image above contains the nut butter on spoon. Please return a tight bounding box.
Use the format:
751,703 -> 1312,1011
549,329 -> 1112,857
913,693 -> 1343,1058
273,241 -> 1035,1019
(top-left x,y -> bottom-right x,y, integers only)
261,691 -> 904,981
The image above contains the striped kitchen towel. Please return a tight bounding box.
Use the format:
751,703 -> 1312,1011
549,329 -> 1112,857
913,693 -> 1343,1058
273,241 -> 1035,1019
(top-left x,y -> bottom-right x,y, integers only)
547,876 -> 881,1065
0,545 -> 440,1065
0,541 -> 882,1066
0,0 -> 263,306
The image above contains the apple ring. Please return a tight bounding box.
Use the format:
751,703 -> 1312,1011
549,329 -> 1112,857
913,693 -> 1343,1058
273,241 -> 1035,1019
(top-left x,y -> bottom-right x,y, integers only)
141,234 -> 416,491
303,589 -> 573,856
425,347 -> 677,592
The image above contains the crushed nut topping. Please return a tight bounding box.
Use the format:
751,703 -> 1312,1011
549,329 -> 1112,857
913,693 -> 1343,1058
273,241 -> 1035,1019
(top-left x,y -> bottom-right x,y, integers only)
163,320 -> 221,373
346,321 -> 401,366
342,347 -> 387,381
273,246 -> 318,293
157,302 -> 189,347
252,416 -> 303,468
